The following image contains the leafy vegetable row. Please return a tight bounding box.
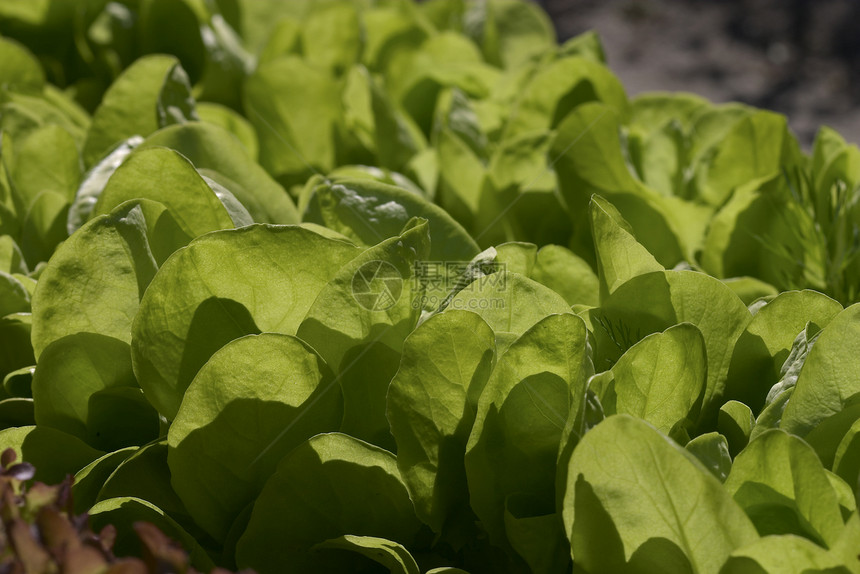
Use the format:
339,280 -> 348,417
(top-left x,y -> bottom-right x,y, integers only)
1,1 -> 859,573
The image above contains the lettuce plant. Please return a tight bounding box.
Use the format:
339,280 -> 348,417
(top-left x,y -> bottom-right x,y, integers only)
1,1 -> 860,573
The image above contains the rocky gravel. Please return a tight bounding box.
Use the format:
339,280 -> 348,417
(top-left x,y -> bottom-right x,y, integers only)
540,0 -> 860,147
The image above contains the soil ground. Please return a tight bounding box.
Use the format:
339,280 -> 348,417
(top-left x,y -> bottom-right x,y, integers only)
540,0 -> 860,147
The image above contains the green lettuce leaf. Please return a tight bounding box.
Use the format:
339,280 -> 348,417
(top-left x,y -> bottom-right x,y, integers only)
563,415 -> 758,574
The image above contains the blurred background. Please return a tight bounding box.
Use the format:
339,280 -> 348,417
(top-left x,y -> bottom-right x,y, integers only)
538,0 -> 860,147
